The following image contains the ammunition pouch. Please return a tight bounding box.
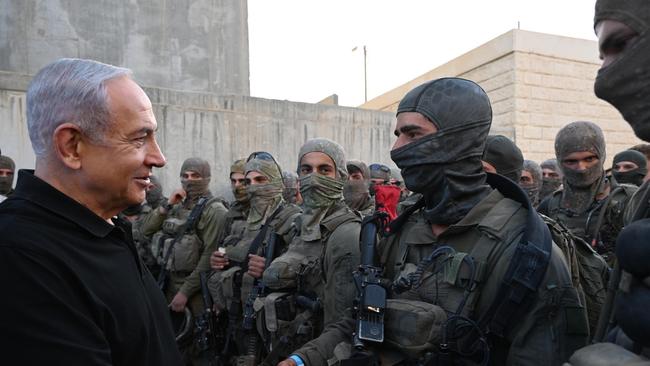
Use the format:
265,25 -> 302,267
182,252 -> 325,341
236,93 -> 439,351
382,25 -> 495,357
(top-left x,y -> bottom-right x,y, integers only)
159,233 -> 202,272
263,240 -> 322,290
383,299 -> 447,358
163,217 -> 187,235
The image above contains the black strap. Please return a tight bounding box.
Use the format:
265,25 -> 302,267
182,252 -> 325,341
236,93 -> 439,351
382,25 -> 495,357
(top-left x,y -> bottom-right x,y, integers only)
157,196 -> 211,289
478,173 -> 552,337
238,204 -> 285,272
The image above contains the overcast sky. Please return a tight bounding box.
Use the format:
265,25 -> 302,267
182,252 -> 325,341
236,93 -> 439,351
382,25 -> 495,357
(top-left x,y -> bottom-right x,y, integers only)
248,0 -> 598,107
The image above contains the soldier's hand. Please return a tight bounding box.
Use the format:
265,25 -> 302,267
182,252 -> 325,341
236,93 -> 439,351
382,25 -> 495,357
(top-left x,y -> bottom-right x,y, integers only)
211,250 -> 229,270
168,188 -> 187,206
170,292 -> 188,312
247,254 -> 266,278
277,359 -> 297,366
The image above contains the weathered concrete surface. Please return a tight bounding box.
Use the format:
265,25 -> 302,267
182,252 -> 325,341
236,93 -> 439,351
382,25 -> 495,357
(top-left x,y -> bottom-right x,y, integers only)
0,84 -> 396,198
0,0 -> 249,95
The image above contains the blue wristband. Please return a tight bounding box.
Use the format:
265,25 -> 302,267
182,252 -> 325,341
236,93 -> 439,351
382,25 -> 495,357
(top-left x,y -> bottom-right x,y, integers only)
289,354 -> 305,366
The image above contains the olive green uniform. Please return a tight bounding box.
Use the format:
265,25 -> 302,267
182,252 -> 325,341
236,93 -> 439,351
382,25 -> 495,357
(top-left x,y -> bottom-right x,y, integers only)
293,189 -> 588,366
141,197 -> 229,313
539,183 -> 636,265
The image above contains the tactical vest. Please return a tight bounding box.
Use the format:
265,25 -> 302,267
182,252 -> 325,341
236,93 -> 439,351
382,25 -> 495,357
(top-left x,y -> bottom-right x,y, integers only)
543,184 -> 635,260
261,207 -> 361,362
150,198 -> 217,274
373,174 -> 555,364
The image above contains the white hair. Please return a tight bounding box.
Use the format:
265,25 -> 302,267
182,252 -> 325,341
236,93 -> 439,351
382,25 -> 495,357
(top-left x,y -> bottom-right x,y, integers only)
26,58 -> 132,157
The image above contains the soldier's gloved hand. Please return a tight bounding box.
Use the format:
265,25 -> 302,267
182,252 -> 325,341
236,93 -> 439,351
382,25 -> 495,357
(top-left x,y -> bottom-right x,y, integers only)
170,292 -> 188,312
277,358 -> 297,366
211,250 -> 229,270
168,189 -> 187,206
247,254 -> 266,279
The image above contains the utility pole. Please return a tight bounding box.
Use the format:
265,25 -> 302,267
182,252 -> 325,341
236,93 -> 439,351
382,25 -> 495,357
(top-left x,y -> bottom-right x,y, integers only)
363,45 -> 367,103
352,45 -> 368,103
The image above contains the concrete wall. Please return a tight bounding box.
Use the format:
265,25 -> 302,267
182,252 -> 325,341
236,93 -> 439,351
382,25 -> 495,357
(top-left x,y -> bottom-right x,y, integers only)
360,29 -> 642,167
0,0 -> 249,95
0,83 -> 396,198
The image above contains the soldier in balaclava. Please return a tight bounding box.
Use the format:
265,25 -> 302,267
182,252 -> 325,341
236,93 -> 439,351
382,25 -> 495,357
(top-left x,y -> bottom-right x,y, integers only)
540,158 -> 563,201
368,163 -> 391,195
481,135 -> 524,183
612,150 -> 647,187
563,3 -> 650,364
281,78 -> 585,366
145,175 -> 166,209
538,121 -> 636,264
141,157 -> 229,360
520,160 -> 544,207
0,154 -> 16,199
282,170 -> 302,205
343,160 -> 374,217
208,152 -> 301,366
120,174 -> 165,275
262,138 -> 361,361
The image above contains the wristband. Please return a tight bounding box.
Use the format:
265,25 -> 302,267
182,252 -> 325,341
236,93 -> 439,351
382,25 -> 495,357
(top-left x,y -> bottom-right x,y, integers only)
289,355 -> 304,366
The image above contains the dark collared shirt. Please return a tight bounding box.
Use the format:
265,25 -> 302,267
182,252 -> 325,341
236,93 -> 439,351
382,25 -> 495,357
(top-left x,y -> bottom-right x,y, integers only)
0,170 -> 182,365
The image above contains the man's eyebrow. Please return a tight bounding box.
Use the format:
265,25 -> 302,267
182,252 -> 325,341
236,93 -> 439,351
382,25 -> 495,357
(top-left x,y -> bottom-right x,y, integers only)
128,127 -> 155,137
394,124 -> 422,137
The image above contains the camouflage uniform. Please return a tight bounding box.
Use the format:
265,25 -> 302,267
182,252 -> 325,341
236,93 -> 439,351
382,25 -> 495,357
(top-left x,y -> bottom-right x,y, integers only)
538,122 -> 637,265
261,139 -> 361,362
141,158 -> 229,316
290,78 -> 586,366
210,154 -> 301,366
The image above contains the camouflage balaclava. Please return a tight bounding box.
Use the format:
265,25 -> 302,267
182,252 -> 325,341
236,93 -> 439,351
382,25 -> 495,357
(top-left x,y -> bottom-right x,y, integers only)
146,175 -> 165,208
391,77 -> 493,225
612,149 -> 648,186
344,160 -> 372,211
245,153 -> 284,230
282,170 -> 300,204
482,135 -> 524,183
520,160 -> 543,206
555,121 -> 607,214
0,155 -> 15,195
594,0 -> 650,141
230,158 -> 248,204
540,158 -> 563,200
297,138 -> 347,241
180,157 -> 212,208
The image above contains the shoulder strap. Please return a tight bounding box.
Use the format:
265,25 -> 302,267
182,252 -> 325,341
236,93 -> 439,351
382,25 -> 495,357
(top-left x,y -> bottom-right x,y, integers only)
478,173 -> 553,337
242,204 -> 286,271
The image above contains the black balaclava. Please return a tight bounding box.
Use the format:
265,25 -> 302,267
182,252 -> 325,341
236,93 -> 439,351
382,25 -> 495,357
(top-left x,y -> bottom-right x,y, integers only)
0,155 -> 15,195
180,157 -> 212,208
555,121 -> 607,214
594,0 -> 650,141
612,149 -> 648,186
482,135 -> 524,183
521,160 -> 543,206
146,175 -> 165,208
391,77 -> 493,225
540,158 -> 563,199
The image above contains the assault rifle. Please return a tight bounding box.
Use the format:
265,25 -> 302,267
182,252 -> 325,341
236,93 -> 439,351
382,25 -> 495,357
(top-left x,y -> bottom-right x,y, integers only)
195,271 -> 226,366
353,212 -> 389,347
157,197 -> 209,292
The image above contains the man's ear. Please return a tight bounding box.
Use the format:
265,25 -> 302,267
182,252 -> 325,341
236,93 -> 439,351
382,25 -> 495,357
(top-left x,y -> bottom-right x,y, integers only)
52,123 -> 83,170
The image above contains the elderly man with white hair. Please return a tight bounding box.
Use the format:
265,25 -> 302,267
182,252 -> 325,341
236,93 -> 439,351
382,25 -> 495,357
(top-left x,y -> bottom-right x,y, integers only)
0,59 -> 182,365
